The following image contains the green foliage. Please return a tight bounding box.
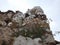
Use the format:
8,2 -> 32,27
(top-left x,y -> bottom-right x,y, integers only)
13,26 -> 46,41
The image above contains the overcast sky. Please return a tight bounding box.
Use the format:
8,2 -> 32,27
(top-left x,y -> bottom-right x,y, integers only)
0,0 -> 60,41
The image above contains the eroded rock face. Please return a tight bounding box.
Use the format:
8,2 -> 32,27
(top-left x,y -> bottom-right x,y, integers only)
0,27 -> 14,45
13,36 -> 42,45
0,6 -> 59,45
12,11 -> 25,27
26,6 -> 44,15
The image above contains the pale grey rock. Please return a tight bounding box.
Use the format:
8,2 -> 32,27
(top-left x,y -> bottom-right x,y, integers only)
33,38 -> 42,45
30,6 -> 44,15
46,29 -> 51,32
26,9 -> 31,16
24,15 -> 35,21
0,20 -> 6,26
7,22 -> 12,27
12,11 -> 25,27
7,12 -> 13,19
13,36 -> 43,45
7,22 -> 19,28
25,6 -> 44,18
44,34 -> 55,43
33,38 -> 42,42
26,37 -> 34,45
13,36 -> 27,45
13,36 -> 34,45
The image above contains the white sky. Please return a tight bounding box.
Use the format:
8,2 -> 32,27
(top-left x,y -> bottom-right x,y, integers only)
0,0 -> 60,41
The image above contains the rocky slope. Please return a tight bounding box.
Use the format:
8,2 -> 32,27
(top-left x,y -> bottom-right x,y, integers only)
0,6 -> 60,45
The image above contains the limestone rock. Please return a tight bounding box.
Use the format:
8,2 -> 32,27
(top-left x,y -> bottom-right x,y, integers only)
13,36 -> 34,45
0,6 -> 59,45
12,11 -> 25,27
33,38 -> 42,45
28,6 -> 44,15
13,36 -> 43,45
44,34 -> 55,43
6,10 -> 14,19
0,20 -> 6,27
0,27 -> 14,45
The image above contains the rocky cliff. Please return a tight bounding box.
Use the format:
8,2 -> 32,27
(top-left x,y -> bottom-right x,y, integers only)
0,6 -> 60,45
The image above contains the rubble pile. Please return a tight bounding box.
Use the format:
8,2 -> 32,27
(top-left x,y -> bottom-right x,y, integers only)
0,6 -> 60,45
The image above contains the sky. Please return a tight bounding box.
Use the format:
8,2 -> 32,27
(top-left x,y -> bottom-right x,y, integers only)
0,0 -> 60,41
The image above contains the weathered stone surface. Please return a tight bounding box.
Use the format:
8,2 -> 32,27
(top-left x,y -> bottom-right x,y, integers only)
44,34 -> 55,43
0,27 -> 14,45
0,20 -> 6,27
30,6 -> 44,15
13,36 -> 43,45
13,36 -> 26,45
12,11 -> 25,27
0,6 -> 59,45
33,38 -> 42,45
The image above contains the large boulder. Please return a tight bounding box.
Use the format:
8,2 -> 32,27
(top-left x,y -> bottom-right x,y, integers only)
13,36 -> 34,45
26,6 -> 44,16
13,36 -> 42,45
0,6 -> 59,45
12,11 -> 25,27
